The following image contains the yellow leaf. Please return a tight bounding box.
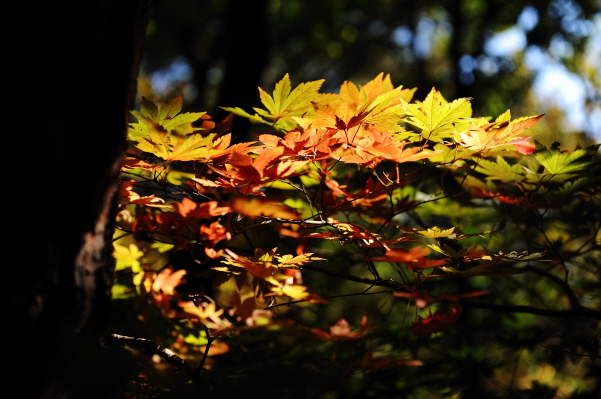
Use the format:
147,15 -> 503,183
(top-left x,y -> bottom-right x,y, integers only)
113,243 -> 144,272
401,88 -> 473,141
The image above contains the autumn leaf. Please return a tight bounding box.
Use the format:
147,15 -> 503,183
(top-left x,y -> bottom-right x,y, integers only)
193,150 -> 309,194
402,226 -> 456,239
373,247 -> 449,269
457,113 -> 542,154
129,97 -> 253,163
401,88 -> 473,142
276,253 -> 326,268
311,316 -> 369,341
113,243 -> 144,272
342,128 -> 440,166
183,302 -> 232,331
266,278 -> 326,303
305,219 -> 384,247
219,248 -> 279,279
120,180 -> 172,208
394,290 -> 487,335
153,267 -> 187,295
535,142 -> 599,175
129,95 -> 205,139
199,221 -> 231,245
121,157 -> 165,172
173,197 -> 232,219
222,74 -> 324,131
230,196 -> 300,220
228,291 -> 257,321
132,122 -> 236,162
293,73 -> 411,135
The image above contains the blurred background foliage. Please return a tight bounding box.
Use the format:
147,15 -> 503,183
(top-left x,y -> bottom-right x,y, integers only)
138,0 -> 600,147
115,1 -> 601,398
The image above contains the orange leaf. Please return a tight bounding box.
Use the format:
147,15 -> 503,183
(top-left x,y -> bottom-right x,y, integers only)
173,197 -> 232,218
231,196 -> 300,220
153,267 -> 187,295
374,247 -> 449,269
120,180 -> 172,208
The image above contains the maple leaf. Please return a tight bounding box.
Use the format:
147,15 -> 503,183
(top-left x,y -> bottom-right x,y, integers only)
276,253 -> 326,268
152,267 -> 187,295
401,88 -> 473,142
222,74 -> 324,131
132,122 -> 241,163
535,142 -> 599,175
230,196 -> 300,220
341,128 -> 440,167
228,291 -> 257,321
199,221 -> 231,245
128,96 -> 253,163
219,248 -> 279,279
402,226 -> 456,239
457,113 -> 543,154
129,95 -> 205,139
228,291 -> 274,326
193,150 -> 309,194
373,247 -> 449,269
311,316 -> 369,341
183,302 -> 232,331
305,219 -> 384,248
119,180 -> 172,208
410,314 -> 443,336
173,197 -> 232,219
293,74 -> 411,135
266,278 -> 326,302
394,290 -> 487,335
113,243 -> 144,272
121,157 -> 165,172
474,155 -> 525,182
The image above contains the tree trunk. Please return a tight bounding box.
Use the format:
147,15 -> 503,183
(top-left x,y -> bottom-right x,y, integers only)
9,1 -> 148,397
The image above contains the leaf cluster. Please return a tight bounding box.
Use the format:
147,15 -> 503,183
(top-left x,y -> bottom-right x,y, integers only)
111,73 -> 601,398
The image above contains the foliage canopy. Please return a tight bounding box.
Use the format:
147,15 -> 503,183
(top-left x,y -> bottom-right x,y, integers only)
112,73 -> 600,398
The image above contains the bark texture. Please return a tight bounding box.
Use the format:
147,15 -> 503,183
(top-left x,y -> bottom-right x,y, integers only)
9,1 -> 148,397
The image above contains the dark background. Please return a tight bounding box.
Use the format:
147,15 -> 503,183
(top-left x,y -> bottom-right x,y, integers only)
139,0 -> 600,146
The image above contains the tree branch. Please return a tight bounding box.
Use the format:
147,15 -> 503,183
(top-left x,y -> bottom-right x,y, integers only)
460,301 -> 601,320
108,333 -> 211,389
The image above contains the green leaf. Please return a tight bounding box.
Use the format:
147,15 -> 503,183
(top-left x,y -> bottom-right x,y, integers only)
220,106 -> 268,125
258,73 -> 324,120
475,156 -> 524,182
401,88 -> 472,141
128,97 -> 205,139
223,74 -> 324,131
140,96 -> 159,120
157,94 -> 183,123
162,112 -> 206,134
535,142 -> 599,175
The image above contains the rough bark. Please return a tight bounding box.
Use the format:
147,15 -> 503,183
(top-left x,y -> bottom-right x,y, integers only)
9,1 -> 148,397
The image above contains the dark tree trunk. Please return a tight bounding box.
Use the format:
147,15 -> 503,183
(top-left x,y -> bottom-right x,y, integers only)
9,1 -> 148,398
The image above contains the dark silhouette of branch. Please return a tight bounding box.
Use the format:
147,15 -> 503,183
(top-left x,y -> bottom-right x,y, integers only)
539,342 -> 601,359
109,333 -> 211,389
302,264 -> 403,288
522,265 -> 585,310
460,301 -> 601,320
